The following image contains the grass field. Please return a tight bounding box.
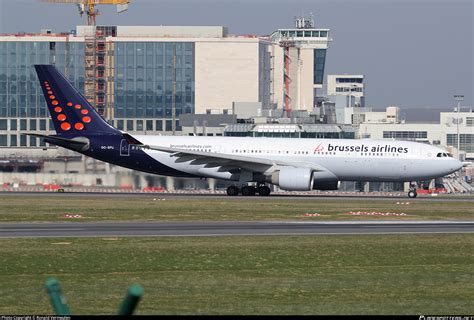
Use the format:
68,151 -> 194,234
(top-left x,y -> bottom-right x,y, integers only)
0,234 -> 473,315
0,195 -> 473,222
1,195 -> 473,314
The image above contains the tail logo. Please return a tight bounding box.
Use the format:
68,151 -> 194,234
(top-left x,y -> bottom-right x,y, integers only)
43,80 -> 91,132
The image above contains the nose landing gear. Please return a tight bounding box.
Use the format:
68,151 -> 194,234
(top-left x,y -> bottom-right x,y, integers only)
408,189 -> 417,198
408,183 -> 417,198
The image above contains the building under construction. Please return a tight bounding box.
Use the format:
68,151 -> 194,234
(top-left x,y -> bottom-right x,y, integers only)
0,17 -> 331,141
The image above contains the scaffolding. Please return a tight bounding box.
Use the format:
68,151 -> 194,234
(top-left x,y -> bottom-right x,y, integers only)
84,29 -> 97,112
83,27 -> 110,116
280,40 -> 295,118
95,30 -> 107,116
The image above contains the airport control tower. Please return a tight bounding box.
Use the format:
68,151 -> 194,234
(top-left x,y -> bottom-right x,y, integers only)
270,15 -> 332,116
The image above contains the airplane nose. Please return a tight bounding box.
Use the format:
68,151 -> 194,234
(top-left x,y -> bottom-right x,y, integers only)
452,159 -> 463,172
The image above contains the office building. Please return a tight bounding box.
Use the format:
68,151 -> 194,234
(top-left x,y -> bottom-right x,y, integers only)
326,74 -> 366,125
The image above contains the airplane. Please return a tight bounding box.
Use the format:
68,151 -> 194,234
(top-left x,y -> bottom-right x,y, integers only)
29,65 -> 463,198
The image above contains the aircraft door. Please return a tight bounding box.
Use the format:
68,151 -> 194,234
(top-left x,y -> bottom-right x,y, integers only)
120,139 -> 130,156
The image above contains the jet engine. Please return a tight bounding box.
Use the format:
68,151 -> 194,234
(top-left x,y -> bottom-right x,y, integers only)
269,167 -> 314,191
312,171 -> 340,190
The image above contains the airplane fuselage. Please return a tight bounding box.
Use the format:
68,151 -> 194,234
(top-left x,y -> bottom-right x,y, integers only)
83,135 -> 461,183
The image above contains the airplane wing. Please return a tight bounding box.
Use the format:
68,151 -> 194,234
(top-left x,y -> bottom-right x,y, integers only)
135,144 -> 329,174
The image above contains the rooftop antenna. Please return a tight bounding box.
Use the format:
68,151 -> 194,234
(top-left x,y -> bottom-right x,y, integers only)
295,13 -> 314,29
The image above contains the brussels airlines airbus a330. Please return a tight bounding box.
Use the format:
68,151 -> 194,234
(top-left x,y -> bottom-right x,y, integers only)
29,65 -> 462,198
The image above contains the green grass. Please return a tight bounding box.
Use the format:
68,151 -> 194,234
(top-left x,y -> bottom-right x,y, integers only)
0,195 -> 473,222
0,234 -> 473,315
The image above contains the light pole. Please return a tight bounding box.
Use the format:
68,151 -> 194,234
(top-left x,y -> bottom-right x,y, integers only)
453,95 -> 464,161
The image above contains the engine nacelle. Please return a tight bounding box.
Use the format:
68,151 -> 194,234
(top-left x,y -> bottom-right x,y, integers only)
312,171 -> 340,190
270,167 -> 314,191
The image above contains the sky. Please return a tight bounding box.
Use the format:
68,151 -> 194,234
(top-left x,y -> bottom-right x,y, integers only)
0,0 -> 472,111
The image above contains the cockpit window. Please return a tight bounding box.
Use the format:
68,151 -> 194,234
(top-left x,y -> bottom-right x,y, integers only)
437,152 -> 450,158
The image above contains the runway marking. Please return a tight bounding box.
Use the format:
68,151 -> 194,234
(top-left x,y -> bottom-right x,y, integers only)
278,221 -> 474,225
1,228 -> 84,231
0,231 -> 473,239
1,221 -> 473,238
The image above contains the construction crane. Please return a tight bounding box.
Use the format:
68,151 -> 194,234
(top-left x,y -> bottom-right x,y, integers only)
40,0 -> 130,26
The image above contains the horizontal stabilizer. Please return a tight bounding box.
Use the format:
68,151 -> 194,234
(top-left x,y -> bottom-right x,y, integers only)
23,133 -> 90,152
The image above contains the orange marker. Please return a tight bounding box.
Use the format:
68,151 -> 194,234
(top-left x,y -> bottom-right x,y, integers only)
60,122 -> 71,131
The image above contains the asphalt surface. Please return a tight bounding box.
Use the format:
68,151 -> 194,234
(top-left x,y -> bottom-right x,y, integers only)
1,191 -> 474,202
1,221 -> 473,238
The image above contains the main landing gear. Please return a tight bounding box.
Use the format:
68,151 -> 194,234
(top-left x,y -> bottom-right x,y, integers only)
226,185 -> 271,197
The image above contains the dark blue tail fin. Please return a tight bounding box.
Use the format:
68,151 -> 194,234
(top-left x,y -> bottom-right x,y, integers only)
34,65 -> 120,137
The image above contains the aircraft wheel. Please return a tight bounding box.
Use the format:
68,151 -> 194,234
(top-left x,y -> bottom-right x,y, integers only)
241,186 -> 256,196
408,190 -> 417,198
257,186 -> 271,196
226,186 -> 240,196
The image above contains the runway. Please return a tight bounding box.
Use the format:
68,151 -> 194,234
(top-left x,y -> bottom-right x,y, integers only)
1,221 -> 473,238
1,191 -> 474,202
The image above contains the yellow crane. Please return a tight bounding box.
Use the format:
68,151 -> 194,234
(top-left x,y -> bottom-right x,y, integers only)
40,0 -> 130,26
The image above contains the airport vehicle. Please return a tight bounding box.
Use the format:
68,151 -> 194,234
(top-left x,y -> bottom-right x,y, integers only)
29,65 -> 463,198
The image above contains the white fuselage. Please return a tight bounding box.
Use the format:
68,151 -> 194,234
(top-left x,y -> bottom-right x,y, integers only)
133,136 -> 462,182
